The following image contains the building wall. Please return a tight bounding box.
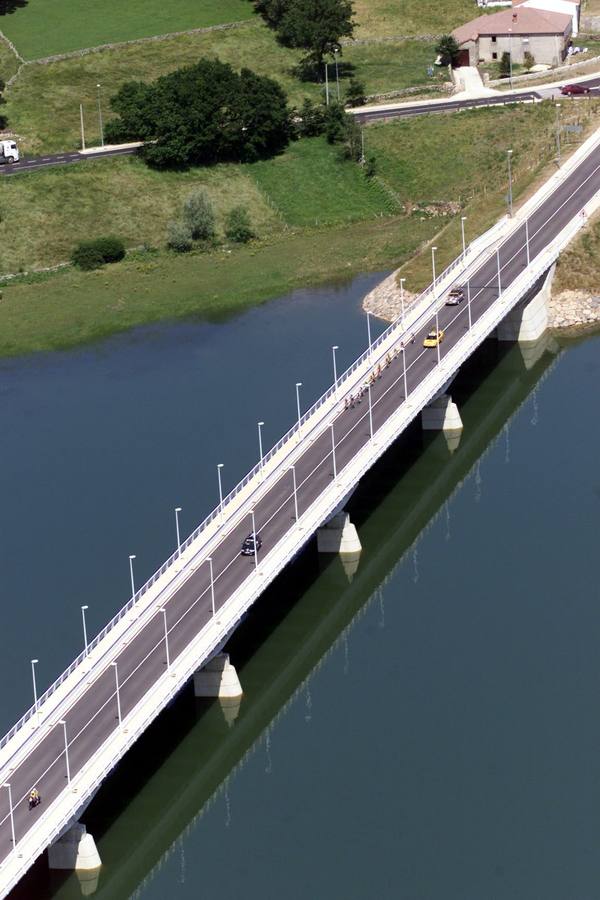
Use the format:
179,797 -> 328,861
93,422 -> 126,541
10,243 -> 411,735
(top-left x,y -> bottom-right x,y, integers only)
476,28 -> 570,64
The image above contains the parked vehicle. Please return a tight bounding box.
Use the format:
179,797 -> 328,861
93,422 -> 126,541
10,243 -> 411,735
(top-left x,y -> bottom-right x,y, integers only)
445,286 -> 464,306
0,140 -> 18,164
560,83 -> 589,96
241,532 -> 262,556
423,329 -> 445,348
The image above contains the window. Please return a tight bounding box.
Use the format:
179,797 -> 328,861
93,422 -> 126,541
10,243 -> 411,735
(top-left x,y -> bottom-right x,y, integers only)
491,35 -> 497,43
492,51 -> 498,59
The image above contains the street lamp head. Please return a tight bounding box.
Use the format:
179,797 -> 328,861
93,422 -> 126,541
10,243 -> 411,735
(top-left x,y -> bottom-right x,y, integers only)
129,554 -> 136,561
31,659 -> 38,665
332,345 -> 339,351
296,381 -> 302,387
175,506 -> 182,513
258,420 -> 264,427
400,277 -> 406,284
507,149 -> 513,156
217,462 -> 224,469
461,216 -> 467,222
81,604 -> 88,611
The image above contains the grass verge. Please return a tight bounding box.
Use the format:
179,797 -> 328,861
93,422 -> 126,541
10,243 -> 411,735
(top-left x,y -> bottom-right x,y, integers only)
352,0 -> 477,39
0,0 -> 254,60
555,215 -> 600,292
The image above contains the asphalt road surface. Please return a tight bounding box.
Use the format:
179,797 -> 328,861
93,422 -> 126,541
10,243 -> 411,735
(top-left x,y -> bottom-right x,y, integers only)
1,138 -> 600,882
0,145 -> 138,175
354,90 -> 543,124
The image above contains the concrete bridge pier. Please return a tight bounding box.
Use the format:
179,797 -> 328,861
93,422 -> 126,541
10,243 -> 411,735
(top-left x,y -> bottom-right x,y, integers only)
497,264 -> 554,355
422,394 -> 463,453
317,511 -> 362,580
48,823 -> 101,894
194,653 -> 243,726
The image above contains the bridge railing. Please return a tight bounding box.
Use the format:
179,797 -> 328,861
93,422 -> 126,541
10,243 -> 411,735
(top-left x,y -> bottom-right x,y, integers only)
1,130 -> 595,752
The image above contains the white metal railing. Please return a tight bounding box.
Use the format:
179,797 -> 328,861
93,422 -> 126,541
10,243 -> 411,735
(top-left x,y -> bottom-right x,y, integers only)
1,128 -> 599,755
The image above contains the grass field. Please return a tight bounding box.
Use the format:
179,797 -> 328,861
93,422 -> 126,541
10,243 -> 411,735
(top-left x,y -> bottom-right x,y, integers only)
0,216 -> 438,357
353,0 -> 476,38
248,138 -> 396,226
555,218 -> 600,292
5,26 -> 445,155
0,0 -> 254,60
0,156 -> 280,272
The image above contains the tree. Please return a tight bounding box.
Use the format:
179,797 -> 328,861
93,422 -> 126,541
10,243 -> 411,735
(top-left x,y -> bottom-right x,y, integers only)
324,102 -> 348,144
435,35 -> 460,68
523,51 -> 535,70
183,191 -> 216,241
106,59 -> 291,169
166,220 -> 193,252
253,0 -> 289,27
225,206 -> 255,243
278,0 -> 355,73
345,77 -> 366,107
294,98 -> 327,137
0,0 -> 28,13
499,51 -> 512,78
71,237 -> 125,269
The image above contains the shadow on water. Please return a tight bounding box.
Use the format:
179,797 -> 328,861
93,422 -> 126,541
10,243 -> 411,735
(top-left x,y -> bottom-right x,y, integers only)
10,333 -> 561,900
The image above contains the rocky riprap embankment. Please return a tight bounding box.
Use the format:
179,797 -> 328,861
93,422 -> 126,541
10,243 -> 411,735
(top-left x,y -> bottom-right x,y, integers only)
549,290 -> 600,333
363,270 -> 600,335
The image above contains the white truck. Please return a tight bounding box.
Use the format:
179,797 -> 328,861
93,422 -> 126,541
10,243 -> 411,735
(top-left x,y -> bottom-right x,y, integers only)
0,140 -> 19,164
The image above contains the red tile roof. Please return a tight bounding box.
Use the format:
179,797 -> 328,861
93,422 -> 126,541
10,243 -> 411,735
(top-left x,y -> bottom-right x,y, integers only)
453,7 -> 571,44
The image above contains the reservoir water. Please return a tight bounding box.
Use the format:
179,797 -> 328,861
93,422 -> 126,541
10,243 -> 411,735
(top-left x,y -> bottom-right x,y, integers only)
2,273 -> 600,899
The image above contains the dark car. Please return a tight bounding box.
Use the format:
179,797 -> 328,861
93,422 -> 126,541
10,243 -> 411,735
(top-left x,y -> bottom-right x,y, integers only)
560,83 -> 590,96
445,285 -> 464,306
241,532 -> 262,556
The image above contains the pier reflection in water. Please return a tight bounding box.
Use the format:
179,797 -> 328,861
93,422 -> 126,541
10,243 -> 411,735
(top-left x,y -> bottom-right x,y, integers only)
24,322 -> 599,900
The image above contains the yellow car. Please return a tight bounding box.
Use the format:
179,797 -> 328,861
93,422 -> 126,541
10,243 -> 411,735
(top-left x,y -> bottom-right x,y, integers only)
423,329 -> 445,348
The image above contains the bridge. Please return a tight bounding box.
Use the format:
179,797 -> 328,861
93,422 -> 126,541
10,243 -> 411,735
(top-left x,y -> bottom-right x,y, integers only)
1,122 -> 599,897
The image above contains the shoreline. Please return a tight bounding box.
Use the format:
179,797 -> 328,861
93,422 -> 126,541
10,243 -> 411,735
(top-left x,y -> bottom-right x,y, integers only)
362,268 -> 600,336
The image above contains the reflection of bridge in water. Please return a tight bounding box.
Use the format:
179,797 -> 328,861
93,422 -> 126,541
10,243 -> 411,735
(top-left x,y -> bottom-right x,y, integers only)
33,334 -> 560,900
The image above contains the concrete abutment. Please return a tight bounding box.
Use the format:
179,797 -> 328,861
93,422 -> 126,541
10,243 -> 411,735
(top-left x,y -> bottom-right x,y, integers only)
194,653 -> 243,725
497,263 -> 554,346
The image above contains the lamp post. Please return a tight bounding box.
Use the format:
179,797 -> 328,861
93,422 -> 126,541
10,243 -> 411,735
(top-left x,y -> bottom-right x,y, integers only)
31,659 -> 39,725
507,149 -> 513,217
324,60 -> 330,106
217,464 -> 224,521
160,608 -> 170,671
508,29 -> 513,90
334,48 -> 340,101
81,605 -> 89,657
525,217 -> 530,266
295,382 -> 302,428
207,557 -> 216,616
432,246 -> 441,365
111,661 -> 122,729
366,311 -> 373,360
461,216 -> 467,264
400,277 -> 406,322
128,554 -> 136,600
431,246 -> 437,293
174,507 -> 182,557
4,784 -> 15,846
257,421 -> 265,476
96,83 -> 104,148
555,103 -> 562,166
60,720 -> 71,784
367,383 -> 374,441
402,346 -> 408,399
332,345 -> 339,396
467,278 -> 472,330
79,103 -> 86,151
330,423 -> 337,481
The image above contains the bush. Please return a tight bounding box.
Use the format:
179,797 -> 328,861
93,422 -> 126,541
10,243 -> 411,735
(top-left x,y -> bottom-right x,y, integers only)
71,245 -> 104,270
225,206 -> 254,243
183,191 -> 216,241
524,51 -> 535,70
499,51 -> 512,79
71,236 -> 125,270
91,236 -> 125,263
166,220 -> 193,252
294,98 -> 327,137
345,78 -> 366,108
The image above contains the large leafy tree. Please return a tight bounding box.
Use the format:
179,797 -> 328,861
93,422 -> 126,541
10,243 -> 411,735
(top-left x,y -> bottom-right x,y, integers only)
278,0 -> 355,70
105,58 -> 290,168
